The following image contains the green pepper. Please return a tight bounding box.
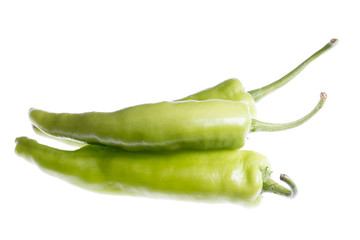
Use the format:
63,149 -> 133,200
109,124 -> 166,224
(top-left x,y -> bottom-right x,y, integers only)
15,137 -> 297,204
30,93 -> 326,151
29,39 -> 335,151
178,38 -> 337,117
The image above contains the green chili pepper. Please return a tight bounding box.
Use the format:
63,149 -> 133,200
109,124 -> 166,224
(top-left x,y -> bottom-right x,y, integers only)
29,39 -> 335,151
30,93 -> 326,151
15,137 -> 297,204
178,38 -> 338,117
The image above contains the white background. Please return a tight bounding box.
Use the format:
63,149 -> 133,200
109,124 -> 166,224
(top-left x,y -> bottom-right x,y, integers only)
1,0 -> 359,239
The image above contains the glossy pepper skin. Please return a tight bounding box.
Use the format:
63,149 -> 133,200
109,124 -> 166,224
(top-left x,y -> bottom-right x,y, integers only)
29,39 -> 335,151
15,137 -> 296,204
30,100 -> 251,151
178,79 -> 257,117
30,93 -> 327,151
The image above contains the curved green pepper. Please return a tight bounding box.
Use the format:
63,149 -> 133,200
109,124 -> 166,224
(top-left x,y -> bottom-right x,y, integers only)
178,38 -> 338,117
30,93 -> 326,151
29,39 -> 335,151
15,137 -> 297,204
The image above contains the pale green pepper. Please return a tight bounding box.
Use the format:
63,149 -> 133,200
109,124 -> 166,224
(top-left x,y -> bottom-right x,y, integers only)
15,137 -> 297,204
30,93 -> 326,151
29,39 -> 335,151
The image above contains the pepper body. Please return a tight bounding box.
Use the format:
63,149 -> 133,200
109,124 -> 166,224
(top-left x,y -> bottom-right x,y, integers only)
15,137 -> 270,203
29,39 -> 336,151
30,100 -> 251,151
177,78 -> 257,117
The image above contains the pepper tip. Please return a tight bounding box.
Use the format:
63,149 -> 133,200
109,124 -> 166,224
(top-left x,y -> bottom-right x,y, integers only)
28,107 -> 36,114
15,136 -> 27,145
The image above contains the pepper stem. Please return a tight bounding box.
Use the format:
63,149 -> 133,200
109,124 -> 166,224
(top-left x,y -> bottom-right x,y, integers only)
251,92 -> 327,132
248,38 -> 338,102
263,174 -> 297,198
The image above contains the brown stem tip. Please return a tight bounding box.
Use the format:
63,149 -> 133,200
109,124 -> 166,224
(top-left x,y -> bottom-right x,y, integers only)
320,92 -> 327,100
280,174 -> 298,198
330,38 -> 338,45
280,174 -> 286,181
